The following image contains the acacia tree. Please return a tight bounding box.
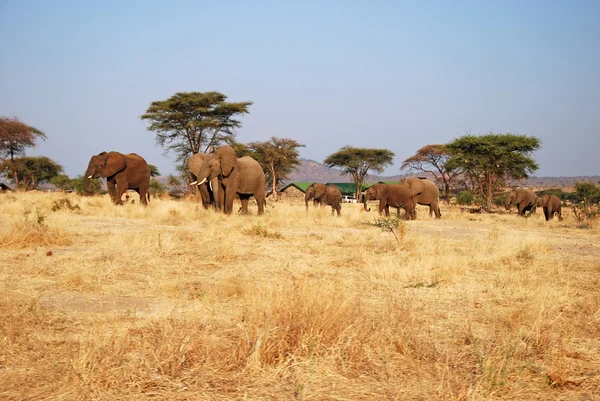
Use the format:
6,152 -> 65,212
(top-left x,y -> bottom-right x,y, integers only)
401,144 -> 459,203
248,137 -> 305,199
0,117 -> 47,186
446,133 -> 541,210
324,146 -> 395,200
140,92 -> 252,164
1,156 -> 63,190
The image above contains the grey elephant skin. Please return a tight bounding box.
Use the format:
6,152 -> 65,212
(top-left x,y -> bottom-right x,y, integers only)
84,151 -> 151,205
195,145 -> 266,215
398,177 -> 441,218
363,183 -> 416,220
505,188 -> 537,216
187,153 -> 216,209
305,183 -> 342,216
541,194 -> 562,221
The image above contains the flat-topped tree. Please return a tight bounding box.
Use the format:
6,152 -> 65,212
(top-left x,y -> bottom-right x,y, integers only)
248,137 -> 305,200
324,146 -> 395,201
446,132 -> 541,210
0,117 -> 46,161
401,144 -> 459,203
141,92 -> 252,164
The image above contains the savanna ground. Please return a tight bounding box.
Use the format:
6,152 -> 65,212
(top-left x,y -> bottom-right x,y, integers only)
1,191 -> 599,401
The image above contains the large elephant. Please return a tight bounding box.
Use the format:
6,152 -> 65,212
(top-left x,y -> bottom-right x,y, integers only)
195,145 -> 266,215
541,194 -> 562,221
84,151 -> 151,205
505,188 -> 537,216
305,183 -> 342,216
398,177 -> 441,218
363,183 -> 416,220
187,153 -> 216,209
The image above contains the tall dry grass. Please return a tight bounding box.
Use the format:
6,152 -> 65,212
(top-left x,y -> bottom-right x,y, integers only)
0,192 -> 599,400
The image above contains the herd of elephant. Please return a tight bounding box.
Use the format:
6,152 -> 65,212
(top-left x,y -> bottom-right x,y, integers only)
82,147 -> 561,221
504,188 -> 563,221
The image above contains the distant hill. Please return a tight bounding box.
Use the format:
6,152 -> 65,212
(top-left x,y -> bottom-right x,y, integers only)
287,159 -> 410,183
285,159 -> 600,189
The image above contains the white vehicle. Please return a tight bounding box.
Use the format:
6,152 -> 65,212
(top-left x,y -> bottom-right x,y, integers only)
342,195 -> 357,203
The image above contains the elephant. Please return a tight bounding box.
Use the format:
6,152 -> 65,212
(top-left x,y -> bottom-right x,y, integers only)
505,188 -> 537,216
541,194 -> 562,221
187,153 -> 216,209
363,183 -> 416,220
398,177 -> 441,218
305,183 -> 342,216
194,145 -> 266,215
84,151 -> 151,205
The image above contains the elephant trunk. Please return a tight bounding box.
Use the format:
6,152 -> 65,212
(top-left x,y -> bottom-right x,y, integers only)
305,192 -> 311,210
210,176 -> 220,210
83,165 -> 95,193
364,200 -> 371,212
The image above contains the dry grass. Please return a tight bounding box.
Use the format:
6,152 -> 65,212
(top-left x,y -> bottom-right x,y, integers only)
1,192 -> 599,400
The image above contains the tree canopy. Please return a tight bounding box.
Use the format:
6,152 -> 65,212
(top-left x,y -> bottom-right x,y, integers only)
248,137 -> 305,199
0,117 -> 46,161
446,133 -> 541,210
401,144 -> 459,202
140,92 -> 252,164
1,156 -> 63,190
324,146 -> 395,199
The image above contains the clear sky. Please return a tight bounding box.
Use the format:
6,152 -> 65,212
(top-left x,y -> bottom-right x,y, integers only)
1,0 -> 599,177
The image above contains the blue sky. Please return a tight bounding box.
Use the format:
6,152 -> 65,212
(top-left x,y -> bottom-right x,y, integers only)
1,0 -> 599,177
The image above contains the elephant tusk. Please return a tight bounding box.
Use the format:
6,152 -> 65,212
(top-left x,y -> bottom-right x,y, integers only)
198,177 -> 207,186
209,180 -> 213,191
87,175 -> 93,179
189,181 -> 198,186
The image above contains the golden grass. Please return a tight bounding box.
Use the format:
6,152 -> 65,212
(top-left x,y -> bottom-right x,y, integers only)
0,192 -> 599,400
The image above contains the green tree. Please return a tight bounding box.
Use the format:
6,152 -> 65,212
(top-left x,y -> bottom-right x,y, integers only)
1,156 -> 63,190
149,179 -> 166,196
248,137 -> 305,199
324,146 -> 395,200
0,117 -> 47,186
401,144 -> 459,203
140,92 -> 252,164
148,164 -> 160,177
0,117 -> 47,161
446,133 -> 541,210
51,174 -> 101,194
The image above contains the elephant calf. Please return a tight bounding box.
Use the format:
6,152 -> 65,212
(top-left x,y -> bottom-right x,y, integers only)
541,194 -> 562,221
305,183 -> 342,216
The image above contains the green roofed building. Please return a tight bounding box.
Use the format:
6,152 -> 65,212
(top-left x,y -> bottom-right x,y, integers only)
326,182 -> 372,196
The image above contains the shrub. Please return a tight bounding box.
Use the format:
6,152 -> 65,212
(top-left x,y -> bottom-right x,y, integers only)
457,191 -> 475,206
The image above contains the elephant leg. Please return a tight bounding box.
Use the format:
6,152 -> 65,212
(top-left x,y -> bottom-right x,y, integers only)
224,188 -> 235,214
107,180 -> 117,203
385,205 -> 390,217
239,196 -> 250,214
255,189 -> 265,216
139,183 -> 149,206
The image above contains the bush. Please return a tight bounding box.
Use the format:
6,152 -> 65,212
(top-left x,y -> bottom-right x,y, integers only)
572,181 -> 600,221
457,191 -> 475,206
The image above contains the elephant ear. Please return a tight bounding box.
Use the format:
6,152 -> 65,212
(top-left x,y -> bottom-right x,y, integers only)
314,184 -> 326,199
216,146 -> 237,177
102,152 -> 127,177
187,153 -> 205,178
375,185 -> 386,198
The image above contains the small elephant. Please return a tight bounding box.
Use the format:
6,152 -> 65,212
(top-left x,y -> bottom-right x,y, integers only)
305,183 -> 342,216
187,153 -> 216,210
398,177 -> 441,218
195,145 -> 266,215
541,194 -> 562,221
505,188 -> 537,216
363,183 -> 416,220
84,151 -> 151,205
